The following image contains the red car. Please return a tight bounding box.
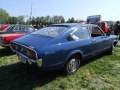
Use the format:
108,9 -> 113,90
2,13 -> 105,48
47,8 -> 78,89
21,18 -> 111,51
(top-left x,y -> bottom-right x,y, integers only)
0,24 -> 10,31
0,25 -> 34,48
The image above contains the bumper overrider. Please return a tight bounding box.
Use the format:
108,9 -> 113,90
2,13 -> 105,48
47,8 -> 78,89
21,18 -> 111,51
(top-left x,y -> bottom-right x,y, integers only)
10,42 -> 42,68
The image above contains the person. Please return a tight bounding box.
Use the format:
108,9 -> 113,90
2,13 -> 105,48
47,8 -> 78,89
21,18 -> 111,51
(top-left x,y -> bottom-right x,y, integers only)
101,21 -> 110,33
109,23 -> 114,34
114,21 -> 120,36
86,20 -> 90,24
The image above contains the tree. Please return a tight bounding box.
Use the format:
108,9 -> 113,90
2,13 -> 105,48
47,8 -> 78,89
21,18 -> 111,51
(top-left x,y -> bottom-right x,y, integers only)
8,16 -> 18,24
51,16 -> 65,24
59,16 -> 65,23
67,17 -> 75,23
31,17 -> 36,25
36,17 -> 40,25
0,8 -> 9,24
18,15 -> 25,24
39,16 -> 46,25
45,15 -> 51,25
70,17 -> 75,23
67,18 -> 71,23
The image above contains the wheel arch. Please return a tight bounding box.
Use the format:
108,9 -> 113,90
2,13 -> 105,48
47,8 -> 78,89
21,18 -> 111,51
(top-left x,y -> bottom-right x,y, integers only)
65,50 -> 83,64
113,40 -> 118,47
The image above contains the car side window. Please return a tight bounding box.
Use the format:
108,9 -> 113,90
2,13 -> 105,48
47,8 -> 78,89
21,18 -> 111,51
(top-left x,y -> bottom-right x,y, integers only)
13,26 -> 20,32
71,27 -> 90,40
91,27 -> 104,37
19,26 -> 27,31
7,26 -> 15,32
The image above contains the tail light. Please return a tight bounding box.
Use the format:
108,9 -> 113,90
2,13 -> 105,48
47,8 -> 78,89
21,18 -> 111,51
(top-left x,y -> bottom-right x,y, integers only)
3,38 -> 10,44
27,50 -> 37,60
11,42 -> 37,60
0,37 -> 9,45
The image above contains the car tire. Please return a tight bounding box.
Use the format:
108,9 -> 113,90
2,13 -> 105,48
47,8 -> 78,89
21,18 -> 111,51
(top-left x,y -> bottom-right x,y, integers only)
108,44 -> 114,55
62,55 -> 80,75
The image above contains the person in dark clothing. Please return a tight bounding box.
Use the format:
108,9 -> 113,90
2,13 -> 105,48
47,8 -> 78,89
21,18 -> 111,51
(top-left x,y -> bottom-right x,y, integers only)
114,21 -> 120,36
86,20 -> 90,24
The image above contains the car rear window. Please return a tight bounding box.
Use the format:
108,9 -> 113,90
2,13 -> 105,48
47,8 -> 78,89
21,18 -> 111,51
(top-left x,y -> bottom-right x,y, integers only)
31,26 -> 68,37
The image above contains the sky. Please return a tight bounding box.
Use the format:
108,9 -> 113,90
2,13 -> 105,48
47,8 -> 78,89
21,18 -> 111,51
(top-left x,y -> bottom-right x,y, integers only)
0,0 -> 120,21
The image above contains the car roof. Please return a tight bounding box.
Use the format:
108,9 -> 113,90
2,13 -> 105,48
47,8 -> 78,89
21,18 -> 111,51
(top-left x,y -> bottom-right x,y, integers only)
50,23 -> 98,27
10,24 -> 33,27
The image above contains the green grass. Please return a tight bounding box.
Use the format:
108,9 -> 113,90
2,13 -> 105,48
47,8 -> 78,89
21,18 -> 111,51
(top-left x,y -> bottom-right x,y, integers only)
0,45 -> 120,90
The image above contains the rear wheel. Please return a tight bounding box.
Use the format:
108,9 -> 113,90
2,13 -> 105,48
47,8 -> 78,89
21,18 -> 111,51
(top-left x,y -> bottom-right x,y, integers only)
63,55 -> 80,75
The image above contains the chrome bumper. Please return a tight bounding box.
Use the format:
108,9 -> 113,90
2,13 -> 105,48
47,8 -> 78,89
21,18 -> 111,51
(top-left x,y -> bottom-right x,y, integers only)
17,52 -> 42,68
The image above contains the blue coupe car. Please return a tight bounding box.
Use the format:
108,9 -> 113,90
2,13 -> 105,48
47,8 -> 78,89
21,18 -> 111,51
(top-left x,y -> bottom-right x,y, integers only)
11,23 -> 118,74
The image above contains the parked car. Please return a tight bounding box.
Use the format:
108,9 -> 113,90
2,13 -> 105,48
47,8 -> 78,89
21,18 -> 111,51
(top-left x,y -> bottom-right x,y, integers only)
11,23 -> 118,74
0,24 -> 35,48
0,24 -> 10,31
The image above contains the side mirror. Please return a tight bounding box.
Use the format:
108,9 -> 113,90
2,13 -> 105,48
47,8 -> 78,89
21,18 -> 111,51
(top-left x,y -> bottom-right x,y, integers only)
28,28 -> 35,33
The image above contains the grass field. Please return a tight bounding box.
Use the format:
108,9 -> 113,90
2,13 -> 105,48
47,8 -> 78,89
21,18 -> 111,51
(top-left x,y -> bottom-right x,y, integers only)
0,45 -> 120,90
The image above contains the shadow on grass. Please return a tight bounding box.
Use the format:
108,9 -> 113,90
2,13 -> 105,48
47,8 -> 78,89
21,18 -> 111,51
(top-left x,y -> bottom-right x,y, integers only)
0,62 -> 62,90
0,48 -> 111,90
81,53 -> 106,67
0,47 -> 15,57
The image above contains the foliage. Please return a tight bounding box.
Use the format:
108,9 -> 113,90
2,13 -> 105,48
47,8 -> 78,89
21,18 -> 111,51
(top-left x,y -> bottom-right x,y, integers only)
67,17 -> 75,23
0,7 -> 84,25
0,8 -> 9,24
8,16 -> 18,24
18,16 -> 25,24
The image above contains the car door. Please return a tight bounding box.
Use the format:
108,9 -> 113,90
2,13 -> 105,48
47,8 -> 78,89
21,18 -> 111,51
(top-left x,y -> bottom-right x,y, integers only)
70,26 -> 93,57
90,26 -> 109,55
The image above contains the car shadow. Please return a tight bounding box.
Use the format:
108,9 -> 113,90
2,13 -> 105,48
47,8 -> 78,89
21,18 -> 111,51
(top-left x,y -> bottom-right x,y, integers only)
80,53 -> 107,67
0,47 -> 15,57
0,49 -> 111,90
0,62 -> 63,90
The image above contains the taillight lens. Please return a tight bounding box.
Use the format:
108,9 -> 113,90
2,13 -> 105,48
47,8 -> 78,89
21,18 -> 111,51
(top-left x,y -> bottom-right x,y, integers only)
1,37 -> 9,44
11,42 -> 37,60
27,50 -> 36,60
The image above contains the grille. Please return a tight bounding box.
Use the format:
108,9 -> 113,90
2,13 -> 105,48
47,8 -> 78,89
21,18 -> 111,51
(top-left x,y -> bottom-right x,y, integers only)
11,42 -> 37,60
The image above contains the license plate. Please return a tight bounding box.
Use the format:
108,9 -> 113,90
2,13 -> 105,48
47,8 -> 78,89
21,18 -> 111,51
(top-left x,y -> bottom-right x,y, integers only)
18,54 -> 27,64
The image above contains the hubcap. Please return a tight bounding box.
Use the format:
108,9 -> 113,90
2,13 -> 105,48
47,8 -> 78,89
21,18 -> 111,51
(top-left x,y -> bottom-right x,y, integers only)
68,59 -> 78,72
112,45 -> 114,53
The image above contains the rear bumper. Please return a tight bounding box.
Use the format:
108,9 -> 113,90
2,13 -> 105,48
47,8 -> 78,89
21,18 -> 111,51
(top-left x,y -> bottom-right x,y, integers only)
12,49 -> 42,68
18,53 -> 42,68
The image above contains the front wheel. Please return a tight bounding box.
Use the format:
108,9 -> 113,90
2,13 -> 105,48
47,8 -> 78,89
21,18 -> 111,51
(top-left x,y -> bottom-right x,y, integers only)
63,55 -> 80,75
107,45 -> 114,55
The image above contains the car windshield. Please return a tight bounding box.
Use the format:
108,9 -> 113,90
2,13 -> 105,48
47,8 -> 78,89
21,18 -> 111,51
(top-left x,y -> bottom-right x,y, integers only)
31,26 -> 68,37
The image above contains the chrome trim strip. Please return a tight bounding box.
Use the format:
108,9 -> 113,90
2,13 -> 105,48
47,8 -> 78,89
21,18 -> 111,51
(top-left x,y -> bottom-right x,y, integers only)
11,41 -> 38,59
